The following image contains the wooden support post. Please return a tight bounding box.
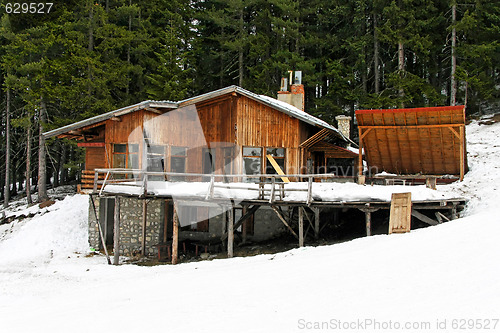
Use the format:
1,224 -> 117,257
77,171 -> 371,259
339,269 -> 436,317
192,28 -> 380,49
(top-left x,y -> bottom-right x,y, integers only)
360,205 -> 380,237
314,207 -> 320,239
141,200 -> 147,256
358,128 -> 364,182
299,206 -> 304,247
242,205 -> 247,243
172,203 -> 179,265
307,176 -> 313,205
113,196 -> 121,265
426,177 -> 437,190
459,125 -> 465,181
365,211 -> 372,236
451,203 -> 458,220
227,207 -> 234,258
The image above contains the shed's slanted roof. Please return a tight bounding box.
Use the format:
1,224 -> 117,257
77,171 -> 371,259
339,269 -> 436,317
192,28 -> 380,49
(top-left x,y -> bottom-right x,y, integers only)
43,86 -> 347,142
356,105 -> 468,176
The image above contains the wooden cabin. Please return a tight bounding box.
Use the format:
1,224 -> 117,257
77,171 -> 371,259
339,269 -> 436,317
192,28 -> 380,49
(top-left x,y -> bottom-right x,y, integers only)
44,85 -> 357,258
45,85 -> 355,188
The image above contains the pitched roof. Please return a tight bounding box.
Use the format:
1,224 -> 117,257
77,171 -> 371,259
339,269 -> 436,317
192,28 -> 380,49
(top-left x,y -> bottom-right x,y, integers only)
43,86 -> 348,142
356,105 -> 468,177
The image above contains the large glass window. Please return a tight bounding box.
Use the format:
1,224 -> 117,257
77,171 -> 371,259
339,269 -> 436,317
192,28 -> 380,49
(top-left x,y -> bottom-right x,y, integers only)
113,144 -> 139,169
243,147 -> 262,180
147,145 -> 165,180
265,148 -> 286,175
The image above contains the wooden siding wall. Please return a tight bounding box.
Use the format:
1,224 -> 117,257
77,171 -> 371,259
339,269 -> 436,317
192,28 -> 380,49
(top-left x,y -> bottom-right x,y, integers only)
82,93 -> 318,176
236,96 -> 303,174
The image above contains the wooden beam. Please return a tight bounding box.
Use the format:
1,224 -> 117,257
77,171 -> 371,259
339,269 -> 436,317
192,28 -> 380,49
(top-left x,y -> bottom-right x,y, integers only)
358,128 -> 365,182
271,206 -> 298,239
110,116 -> 121,122
144,107 -> 163,114
359,124 -> 464,130
227,207 -> 234,258
141,200 -> 147,256
411,209 -> 438,226
365,211 -> 372,236
172,203 -> 179,265
221,205 -> 260,241
459,125 -> 465,181
77,142 -> 105,147
298,206 -> 304,247
113,196 -> 121,265
266,155 -> 290,182
314,208 -> 320,239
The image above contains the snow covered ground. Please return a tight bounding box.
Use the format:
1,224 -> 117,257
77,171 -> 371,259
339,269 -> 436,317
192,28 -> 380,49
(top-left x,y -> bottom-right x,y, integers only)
1,119 -> 500,333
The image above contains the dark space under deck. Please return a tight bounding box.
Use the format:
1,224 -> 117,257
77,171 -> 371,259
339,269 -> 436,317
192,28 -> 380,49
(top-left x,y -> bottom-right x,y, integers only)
93,189 -> 466,265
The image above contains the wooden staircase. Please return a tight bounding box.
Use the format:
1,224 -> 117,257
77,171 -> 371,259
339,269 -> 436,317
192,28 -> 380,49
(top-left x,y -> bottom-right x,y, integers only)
79,170 -> 105,192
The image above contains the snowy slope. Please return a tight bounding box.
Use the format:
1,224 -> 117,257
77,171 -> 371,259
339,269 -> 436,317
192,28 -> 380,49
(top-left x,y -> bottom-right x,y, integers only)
0,119 -> 500,333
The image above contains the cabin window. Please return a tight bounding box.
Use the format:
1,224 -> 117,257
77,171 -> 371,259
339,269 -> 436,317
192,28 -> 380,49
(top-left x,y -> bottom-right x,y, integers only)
179,206 -> 209,232
265,148 -> 286,175
170,146 -> 187,181
243,147 -> 262,181
112,144 -> 139,169
147,145 -> 165,180
223,147 -> 234,182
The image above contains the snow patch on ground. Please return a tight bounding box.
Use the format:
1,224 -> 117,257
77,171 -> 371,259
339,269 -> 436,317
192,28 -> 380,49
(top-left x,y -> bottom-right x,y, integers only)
1,119 -> 500,332
0,194 -> 89,268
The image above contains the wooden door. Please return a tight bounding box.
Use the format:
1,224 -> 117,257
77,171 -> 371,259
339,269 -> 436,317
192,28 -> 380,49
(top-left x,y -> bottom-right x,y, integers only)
389,193 -> 412,234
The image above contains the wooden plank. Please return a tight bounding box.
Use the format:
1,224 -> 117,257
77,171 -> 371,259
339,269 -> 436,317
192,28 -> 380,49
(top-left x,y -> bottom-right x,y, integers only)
365,211 -> 372,236
411,209 -> 439,226
389,193 -> 412,234
113,196 -> 121,265
77,142 -> 105,147
298,206 -> 304,247
220,205 -> 260,241
314,208 -> 320,239
227,207 -> 234,258
271,206 -> 298,239
172,203 -> 179,265
266,155 -> 290,182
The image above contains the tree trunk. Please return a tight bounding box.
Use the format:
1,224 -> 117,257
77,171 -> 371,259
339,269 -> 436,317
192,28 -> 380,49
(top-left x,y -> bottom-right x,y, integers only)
26,119 -> 33,204
59,143 -> 67,185
238,9 -> 244,87
374,13 -> 380,94
53,143 -> 60,188
450,3 -> 457,106
37,98 -> 49,202
126,0 -> 132,97
4,89 -> 10,207
398,41 -> 405,106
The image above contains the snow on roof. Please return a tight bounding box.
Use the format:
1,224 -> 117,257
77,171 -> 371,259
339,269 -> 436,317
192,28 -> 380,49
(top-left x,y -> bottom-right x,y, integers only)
43,86 -> 348,142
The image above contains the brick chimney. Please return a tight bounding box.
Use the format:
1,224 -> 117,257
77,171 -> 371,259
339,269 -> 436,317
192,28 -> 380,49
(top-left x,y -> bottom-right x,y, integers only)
335,115 -> 352,139
277,71 -> 305,111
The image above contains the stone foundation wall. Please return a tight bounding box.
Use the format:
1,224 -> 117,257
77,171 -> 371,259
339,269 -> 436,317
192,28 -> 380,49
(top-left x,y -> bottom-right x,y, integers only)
251,206 -> 287,242
87,197 -> 288,257
119,197 -> 163,256
88,197 -> 101,250
87,196 -> 163,256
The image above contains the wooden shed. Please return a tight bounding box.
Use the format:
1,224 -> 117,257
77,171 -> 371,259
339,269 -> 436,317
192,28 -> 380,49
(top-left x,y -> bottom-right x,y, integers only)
355,105 -> 468,181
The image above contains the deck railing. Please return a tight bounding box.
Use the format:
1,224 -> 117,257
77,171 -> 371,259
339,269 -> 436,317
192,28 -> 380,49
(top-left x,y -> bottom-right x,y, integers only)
92,168 -> 346,205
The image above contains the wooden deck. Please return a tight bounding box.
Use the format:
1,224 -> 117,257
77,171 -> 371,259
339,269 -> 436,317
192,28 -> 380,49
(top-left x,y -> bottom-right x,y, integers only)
88,169 -> 467,265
